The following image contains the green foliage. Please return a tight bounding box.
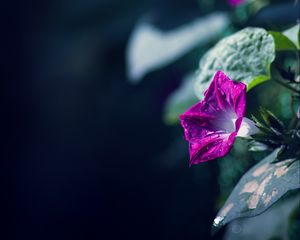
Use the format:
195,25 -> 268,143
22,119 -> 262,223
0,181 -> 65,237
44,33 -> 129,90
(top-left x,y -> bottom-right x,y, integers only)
218,138 -> 255,198
232,0 -> 268,25
251,108 -> 300,161
212,149 -> 300,232
269,31 -> 298,51
212,25 -> 300,233
126,1 -> 300,236
283,24 -> 300,50
194,27 -> 275,99
288,202 -> 300,240
223,195 -> 300,240
269,24 -> 300,51
163,74 -> 198,125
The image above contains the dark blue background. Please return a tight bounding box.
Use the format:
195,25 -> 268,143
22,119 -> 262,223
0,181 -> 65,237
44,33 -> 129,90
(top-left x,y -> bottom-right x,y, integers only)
6,0 -> 297,239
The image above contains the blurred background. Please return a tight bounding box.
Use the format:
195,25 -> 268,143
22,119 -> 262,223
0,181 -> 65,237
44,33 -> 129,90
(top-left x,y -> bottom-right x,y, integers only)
8,0 -> 298,239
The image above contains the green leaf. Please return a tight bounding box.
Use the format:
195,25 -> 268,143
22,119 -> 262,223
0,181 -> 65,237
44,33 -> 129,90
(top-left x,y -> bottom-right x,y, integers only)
269,31 -> 298,51
283,24 -> 300,49
247,75 -> 269,90
194,27 -> 275,99
251,114 -> 271,134
223,195 -> 300,240
212,149 -> 300,232
265,109 -> 284,133
163,74 -> 198,125
258,108 -> 284,134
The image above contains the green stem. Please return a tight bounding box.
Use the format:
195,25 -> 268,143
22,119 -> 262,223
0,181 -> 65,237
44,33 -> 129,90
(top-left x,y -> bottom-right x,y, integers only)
289,115 -> 298,130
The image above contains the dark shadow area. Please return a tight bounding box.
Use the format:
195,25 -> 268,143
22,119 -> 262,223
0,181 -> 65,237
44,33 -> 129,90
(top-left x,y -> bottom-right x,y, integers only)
9,1 -> 221,240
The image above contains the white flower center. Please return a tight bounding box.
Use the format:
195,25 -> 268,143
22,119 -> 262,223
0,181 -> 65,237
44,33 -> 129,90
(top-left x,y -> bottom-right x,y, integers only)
237,117 -> 259,137
211,111 -> 237,134
211,113 -> 258,138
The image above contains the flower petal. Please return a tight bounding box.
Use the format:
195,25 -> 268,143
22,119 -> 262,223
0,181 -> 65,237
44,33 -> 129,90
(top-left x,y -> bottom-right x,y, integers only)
205,71 -> 246,116
180,111 -> 216,141
189,132 -> 236,164
180,71 -> 247,165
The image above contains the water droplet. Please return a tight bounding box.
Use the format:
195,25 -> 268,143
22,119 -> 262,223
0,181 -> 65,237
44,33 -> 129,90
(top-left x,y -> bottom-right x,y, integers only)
213,216 -> 224,226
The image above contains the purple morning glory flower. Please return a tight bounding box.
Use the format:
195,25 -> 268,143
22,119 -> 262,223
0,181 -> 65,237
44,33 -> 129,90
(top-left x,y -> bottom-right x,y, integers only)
228,0 -> 245,7
180,71 -> 257,165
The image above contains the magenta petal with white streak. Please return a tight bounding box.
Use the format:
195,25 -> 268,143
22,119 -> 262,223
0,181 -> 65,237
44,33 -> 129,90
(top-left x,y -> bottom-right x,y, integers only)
179,71 -> 246,165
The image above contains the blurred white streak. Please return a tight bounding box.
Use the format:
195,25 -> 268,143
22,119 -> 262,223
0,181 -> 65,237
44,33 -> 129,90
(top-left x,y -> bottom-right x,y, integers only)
126,13 -> 229,83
